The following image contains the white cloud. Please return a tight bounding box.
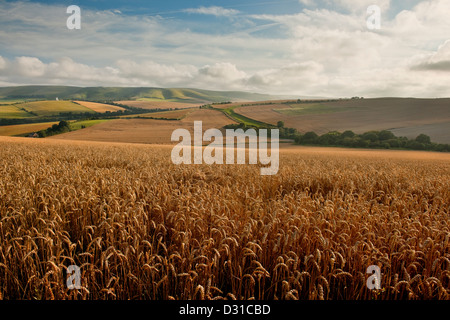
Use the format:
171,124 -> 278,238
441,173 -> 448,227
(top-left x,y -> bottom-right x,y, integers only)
246,61 -> 328,95
410,40 -> 450,71
335,0 -> 390,12
0,56 -> 6,70
0,56 -> 125,86
183,6 -> 240,17
0,53 -> 448,98
0,56 -> 247,90
299,0 -> 390,12
298,0 -> 313,6
116,59 -> 196,84
390,0 -> 450,46
14,56 -> 46,77
198,63 -> 247,80
0,1 -> 450,97
430,40 -> 450,63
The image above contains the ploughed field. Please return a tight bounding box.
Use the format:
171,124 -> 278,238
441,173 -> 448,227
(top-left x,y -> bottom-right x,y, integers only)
234,98 -> 450,144
0,136 -> 449,300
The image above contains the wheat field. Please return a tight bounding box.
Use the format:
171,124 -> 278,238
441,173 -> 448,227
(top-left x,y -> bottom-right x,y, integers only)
0,122 -> 59,136
0,137 -> 448,300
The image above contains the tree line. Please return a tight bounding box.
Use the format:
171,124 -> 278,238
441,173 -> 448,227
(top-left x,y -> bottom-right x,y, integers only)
37,121 -> 71,138
222,121 -> 449,152
294,130 -> 450,152
222,120 -> 297,139
0,100 -> 178,126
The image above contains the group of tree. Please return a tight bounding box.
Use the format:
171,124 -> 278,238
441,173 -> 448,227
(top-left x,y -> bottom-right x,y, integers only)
37,121 -> 71,138
220,122 -> 450,152
0,101 -> 169,126
294,130 -> 450,152
222,120 -> 298,139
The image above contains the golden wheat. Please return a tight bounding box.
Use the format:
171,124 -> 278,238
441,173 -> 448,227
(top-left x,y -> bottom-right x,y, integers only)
0,137 -> 449,300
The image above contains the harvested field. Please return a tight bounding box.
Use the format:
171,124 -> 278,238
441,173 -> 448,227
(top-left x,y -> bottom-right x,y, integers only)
0,121 -> 59,136
48,119 -> 181,144
121,108 -> 195,120
73,101 -> 126,113
50,109 -> 236,144
234,98 -> 450,143
0,136 -> 448,300
116,100 -> 202,110
14,100 -> 95,117
181,109 -> 237,127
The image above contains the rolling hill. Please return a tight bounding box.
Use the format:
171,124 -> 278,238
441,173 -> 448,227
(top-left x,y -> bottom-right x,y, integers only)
1,86 -> 449,144
0,86 -> 290,103
233,98 -> 450,143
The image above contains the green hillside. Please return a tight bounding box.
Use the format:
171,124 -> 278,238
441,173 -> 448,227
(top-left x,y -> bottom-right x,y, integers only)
15,100 -> 96,117
0,86 -> 288,103
0,105 -> 34,119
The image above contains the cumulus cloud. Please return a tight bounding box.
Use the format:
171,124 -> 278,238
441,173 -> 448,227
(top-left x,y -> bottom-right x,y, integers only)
1,1 -> 450,97
198,63 -> 247,80
14,57 -> 46,77
0,56 -> 247,90
247,62 -> 326,94
0,56 -> 127,86
411,40 -> 450,71
116,59 -> 197,84
0,53 -> 448,98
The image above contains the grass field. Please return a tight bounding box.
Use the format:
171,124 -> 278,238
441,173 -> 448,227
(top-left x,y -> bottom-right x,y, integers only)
0,105 -> 34,119
135,88 -> 191,101
131,88 -> 231,103
0,136 -> 448,300
73,101 -> 126,113
69,119 -> 110,131
0,100 -> 30,105
0,86 -> 283,103
0,121 -> 59,136
275,103 -> 356,116
15,100 -> 96,117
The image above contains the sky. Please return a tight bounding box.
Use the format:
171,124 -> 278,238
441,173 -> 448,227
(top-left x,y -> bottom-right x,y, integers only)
0,0 -> 450,97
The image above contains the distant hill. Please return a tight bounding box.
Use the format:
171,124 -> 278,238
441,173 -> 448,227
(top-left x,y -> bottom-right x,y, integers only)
233,97 -> 450,144
0,86 -> 293,103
